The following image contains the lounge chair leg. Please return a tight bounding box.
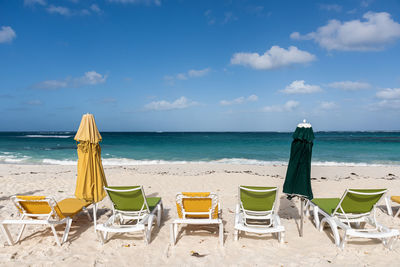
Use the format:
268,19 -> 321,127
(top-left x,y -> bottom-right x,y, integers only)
0,224 -> 14,246
385,196 -> 393,216
395,207 -> 400,218
304,200 -> 310,217
83,206 -> 92,221
313,206 -> 320,229
62,218 -> 72,244
174,223 -> 178,241
279,231 -> 285,244
170,224 -> 175,245
16,224 -> 26,243
320,218 -> 341,247
234,230 -> 239,241
146,215 -> 154,244
219,223 -> 224,246
50,224 -> 61,246
156,203 -> 162,227
340,232 -> 347,250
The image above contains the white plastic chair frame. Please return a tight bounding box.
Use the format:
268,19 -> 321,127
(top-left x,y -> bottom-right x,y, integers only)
96,186 -> 163,244
0,196 -> 89,246
385,195 -> 400,217
234,186 -> 285,243
170,193 -> 223,247
306,189 -> 399,249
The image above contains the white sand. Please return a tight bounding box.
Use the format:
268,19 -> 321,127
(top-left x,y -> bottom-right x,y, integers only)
1,163 -> 400,266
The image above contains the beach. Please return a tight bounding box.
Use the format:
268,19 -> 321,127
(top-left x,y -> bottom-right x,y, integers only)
1,163 -> 400,266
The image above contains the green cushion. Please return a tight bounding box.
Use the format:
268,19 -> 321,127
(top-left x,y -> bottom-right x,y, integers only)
240,186 -> 276,211
312,189 -> 386,215
146,197 -> 161,212
311,198 -> 341,215
106,186 -> 161,212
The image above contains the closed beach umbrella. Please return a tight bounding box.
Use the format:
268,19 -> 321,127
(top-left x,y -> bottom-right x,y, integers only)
74,113 -> 107,228
283,120 -> 314,236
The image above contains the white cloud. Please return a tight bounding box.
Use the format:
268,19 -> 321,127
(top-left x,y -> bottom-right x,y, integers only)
24,0 -> 46,6
35,71 -> 107,90
262,100 -> 299,112
222,12 -> 238,24
230,46 -> 316,70
318,101 -> 338,110
188,68 -> 211,78
0,26 -> 16,43
165,68 -> 211,83
376,88 -> 400,99
328,81 -> 371,90
107,0 -> 161,6
319,4 -> 342,12
220,94 -> 258,106
281,80 -> 322,94
145,96 -> 198,111
47,5 -> 71,16
90,4 -> 102,14
291,12 -> 400,51
370,99 -> 400,110
79,71 -> 107,85
204,10 -> 216,25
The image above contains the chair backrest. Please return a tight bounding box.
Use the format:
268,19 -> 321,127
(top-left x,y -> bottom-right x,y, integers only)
176,192 -> 219,219
239,186 -> 278,212
12,196 -> 64,219
105,186 -> 149,213
334,189 -> 387,215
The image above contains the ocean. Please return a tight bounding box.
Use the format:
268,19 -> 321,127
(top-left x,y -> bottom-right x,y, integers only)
0,132 -> 399,166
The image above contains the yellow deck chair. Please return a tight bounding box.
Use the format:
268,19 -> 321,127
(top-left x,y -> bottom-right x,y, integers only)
0,196 -> 90,246
170,192 -> 223,246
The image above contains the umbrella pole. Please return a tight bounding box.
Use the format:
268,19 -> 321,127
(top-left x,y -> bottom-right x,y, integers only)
300,197 -> 304,237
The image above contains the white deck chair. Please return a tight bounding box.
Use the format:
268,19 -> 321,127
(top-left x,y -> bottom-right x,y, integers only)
306,189 -> 399,249
234,186 -> 285,243
0,196 -> 90,246
95,186 -> 163,244
170,192 -> 223,246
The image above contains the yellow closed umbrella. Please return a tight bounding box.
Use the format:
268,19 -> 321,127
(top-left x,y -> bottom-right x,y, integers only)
74,113 -> 107,228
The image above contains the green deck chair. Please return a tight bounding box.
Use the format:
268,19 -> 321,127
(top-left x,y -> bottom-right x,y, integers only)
234,186 -> 285,243
307,189 -> 399,249
95,186 -> 163,244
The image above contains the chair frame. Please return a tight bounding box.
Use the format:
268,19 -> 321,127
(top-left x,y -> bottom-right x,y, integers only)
170,192 -> 223,246
306,189 -> 399,249
234,186 -> 285,243
96,186 -> 163,244
0,196 -> 90,246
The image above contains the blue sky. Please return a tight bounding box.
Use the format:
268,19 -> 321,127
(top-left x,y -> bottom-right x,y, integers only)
1,0 -> 400,131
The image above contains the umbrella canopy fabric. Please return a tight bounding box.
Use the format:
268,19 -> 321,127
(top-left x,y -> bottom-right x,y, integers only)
283,121 -> 314,200
74,114 -> 107,203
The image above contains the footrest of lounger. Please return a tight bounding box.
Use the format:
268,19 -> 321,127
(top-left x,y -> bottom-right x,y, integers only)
346,229 -> 400,239
96,223 -> 145,233
235,224 -> 285,234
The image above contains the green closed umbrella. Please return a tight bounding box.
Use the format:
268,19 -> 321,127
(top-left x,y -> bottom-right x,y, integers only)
283,120 -> 314,236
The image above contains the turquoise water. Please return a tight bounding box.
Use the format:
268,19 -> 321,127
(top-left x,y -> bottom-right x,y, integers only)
0,132 -> 399,166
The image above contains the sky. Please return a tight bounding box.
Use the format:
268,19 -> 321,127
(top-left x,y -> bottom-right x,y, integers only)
1,0 -> 400,131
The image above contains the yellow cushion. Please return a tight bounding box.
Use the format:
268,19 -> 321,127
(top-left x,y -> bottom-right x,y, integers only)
15,196 -> 90,219
57,198 -> 91,218
391,196 -> 400,204
177,192 -> 219,219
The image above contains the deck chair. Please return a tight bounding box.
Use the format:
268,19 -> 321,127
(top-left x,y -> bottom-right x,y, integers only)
170,192 -> 223,246
95,186 -> 163,244
306,189 -> 399,249
234,186 -> 285,243
0,196 -> 90,246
